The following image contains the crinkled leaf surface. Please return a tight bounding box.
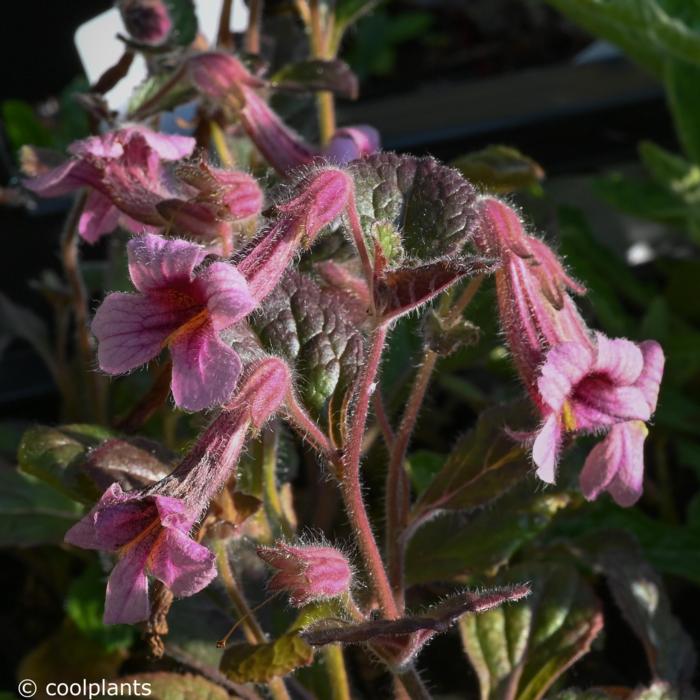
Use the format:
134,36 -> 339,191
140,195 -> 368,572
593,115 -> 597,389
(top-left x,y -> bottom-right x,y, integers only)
119,673 -> 229,700
347,153 -> 479,262
17,424 -> 172,503
0,467 -> 83,547
581,531 -> 696,684
164,0 -> 198,46
254,271 -> 364,417
406,490 -> 570,585
411,402 -> 532,520
219,633 -> 314,683
460,563 -> 603,700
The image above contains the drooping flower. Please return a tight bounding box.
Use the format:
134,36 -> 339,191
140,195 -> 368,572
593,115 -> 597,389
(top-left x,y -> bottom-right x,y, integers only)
25,127 -> 263,247
25,126 -> 196,243
475,196 -> 664,506
65,358 -> 291,624
186,52 -> 380,175
257,542 -> 352,606
92,233 -> 255,411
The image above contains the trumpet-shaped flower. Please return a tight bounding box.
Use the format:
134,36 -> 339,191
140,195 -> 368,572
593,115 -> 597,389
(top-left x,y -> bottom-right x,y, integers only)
92,233 -> 255,411
475,196 -> 665,506
65,358 -> 291,624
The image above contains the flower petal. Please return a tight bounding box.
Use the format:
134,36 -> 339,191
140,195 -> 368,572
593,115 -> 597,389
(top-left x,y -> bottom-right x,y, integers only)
582,421 -> 647,507
24,158 -> 97,197
92,292 -> 188,374
64,483 -> 132,550
574,378 -> 651,423
532,413 -> 561,483
537,341 -> 595,412
104,545 -> 151,625
130,126 -> 196,160
78,190 -> 121,244
152,494 -> 194,531
127,234 -> 208,294
326,125 -> 380,164
592,332 -> 644,384
636,340 -> 665,413
170,322 -> 243,411
148,529 -> 217,597
196,262 -> 255,331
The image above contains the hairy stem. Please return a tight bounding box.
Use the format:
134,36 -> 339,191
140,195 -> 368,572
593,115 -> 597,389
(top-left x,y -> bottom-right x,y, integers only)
345,196 -> 375,296
341,324 -> 399,619
284,390 -> 337,463
395,667 -> 433,700
61,190 -> 104,423
386,349 -> 438,609
324,645 -> 352,700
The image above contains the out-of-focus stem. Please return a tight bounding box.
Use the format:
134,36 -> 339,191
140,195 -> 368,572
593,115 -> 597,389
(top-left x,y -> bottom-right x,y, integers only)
386,349 -> 437,609
395,668 -> 433,700
262,425 -> 294,538
217,0 -> 234,49
60,190 -> 104,423
444,274 -> 484,326
309,0 -> 336,144
116,360 -> 172,432
341,324 -> 399,620
210,121 -> 235,168
372,391 -> 395,448
214,541 -> 291,700
245,0 -> 263,54
324,645 -> 352,700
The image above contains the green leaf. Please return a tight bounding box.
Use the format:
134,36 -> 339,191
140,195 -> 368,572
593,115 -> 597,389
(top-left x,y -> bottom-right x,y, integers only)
460,564 -> 603,700
347,152 -> 479,262
119,674 -> 229,700
0,468 -> 82,547
1,100 -> 52,153
65,564 -> 135,652
219,633 -> 315,683
665,58 -> 700,164
406,490 -> 570,585
411,402 -> 532,519
163,0 -> 197,46
271,60 -> 358,99
17,424 -> 116,503
128,71 -> 196,119
452,145 -> 545,194
18,426 -> 172,503
253,271 -> 364,418
332,0 -> 382,53
406,450 -> 444,495
578,531 -> 696,684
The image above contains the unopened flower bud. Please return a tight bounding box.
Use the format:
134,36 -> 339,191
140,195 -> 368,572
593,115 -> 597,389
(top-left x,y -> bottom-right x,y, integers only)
257,542 -> 352,607
119,0 -> 172,45
187,52 -> 262,100
228,357 -> 291,428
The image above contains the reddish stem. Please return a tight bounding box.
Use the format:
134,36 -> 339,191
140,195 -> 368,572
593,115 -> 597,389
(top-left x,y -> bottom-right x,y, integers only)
341,324 -> 399,619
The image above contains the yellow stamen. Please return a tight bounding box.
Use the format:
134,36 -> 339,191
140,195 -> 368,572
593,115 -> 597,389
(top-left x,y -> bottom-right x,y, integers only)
163,309 -> 209,348
562,401 -> 577,432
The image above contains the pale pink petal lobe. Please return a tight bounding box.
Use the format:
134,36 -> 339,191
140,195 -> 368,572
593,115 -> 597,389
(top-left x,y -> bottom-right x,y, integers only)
92,293 -> 186,374
537,342 -> 594,412
127,234 -> 208,294
104,546 -> 152,625
636,340 -> 665,412
592,332 -> 644,384
532,413 -> 561,483
169,322 -> 242,411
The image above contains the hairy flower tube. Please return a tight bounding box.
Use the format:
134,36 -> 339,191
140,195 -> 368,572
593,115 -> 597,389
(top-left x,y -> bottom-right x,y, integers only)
24,127 -> 262,246
187,52 -> 380,175
92,168 -> 350,410
257,542 -> 352,606
475,197 -> 664,506
65,358 -> 291,624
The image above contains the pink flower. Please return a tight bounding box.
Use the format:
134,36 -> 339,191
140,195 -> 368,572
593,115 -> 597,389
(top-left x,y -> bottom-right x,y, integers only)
92,233 -> 255,411
257,542 -> 352,606
25,126 -> 196,243
65,483 -> 216,624
534,333 -> 664,506
475,197 -> 665,506
187,52 -> 380,175
65,358 -> 291,624
25,127 -> 263,247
